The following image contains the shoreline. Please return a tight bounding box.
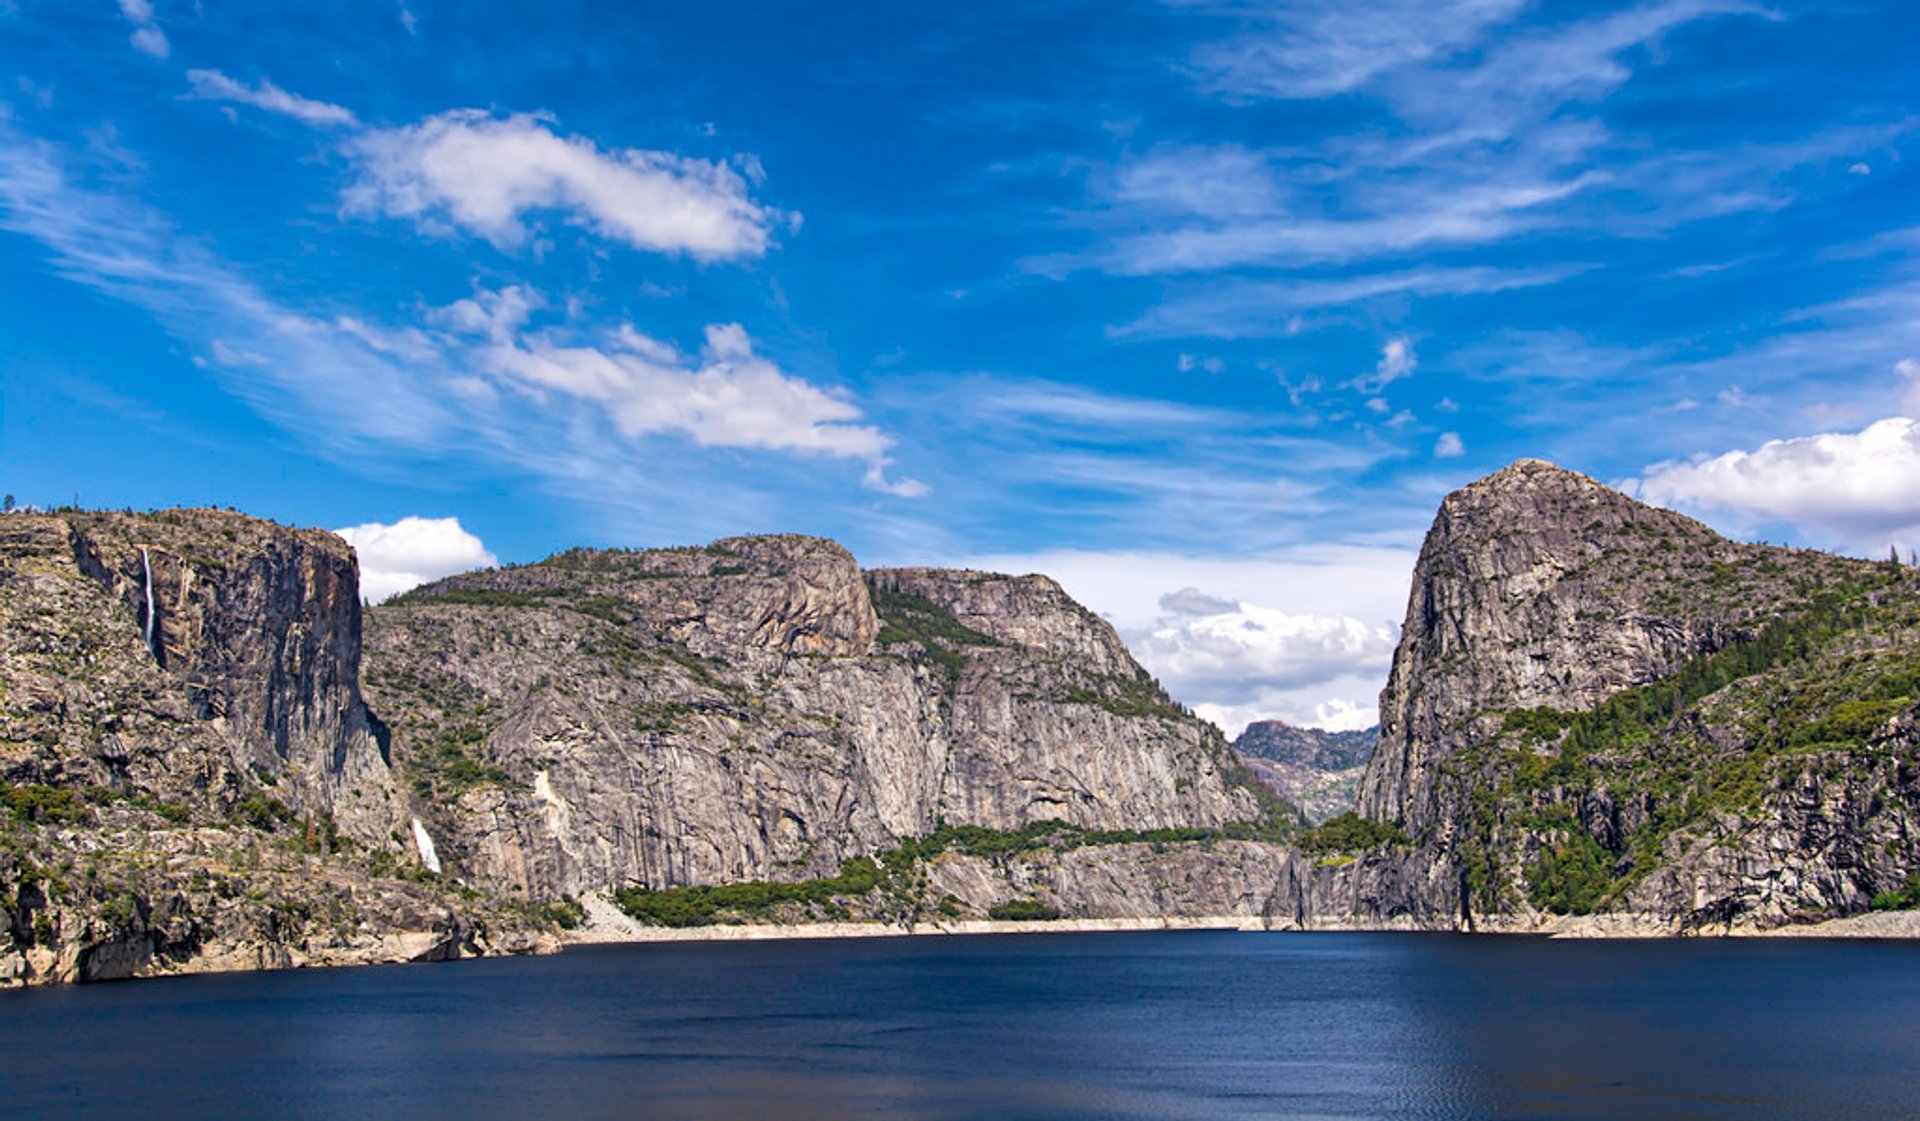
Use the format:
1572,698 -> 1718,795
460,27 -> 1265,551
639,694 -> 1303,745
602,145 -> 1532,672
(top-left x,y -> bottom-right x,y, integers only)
565,893 -> 1920,946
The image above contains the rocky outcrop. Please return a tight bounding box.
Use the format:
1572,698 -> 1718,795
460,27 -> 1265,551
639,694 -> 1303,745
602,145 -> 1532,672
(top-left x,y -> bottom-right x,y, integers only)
1345,460 -> 1920,931
1359,460 -> 1864,834
1234,721 -> 1376,824
0,815 -> 554,985
363,540 -> 1265,903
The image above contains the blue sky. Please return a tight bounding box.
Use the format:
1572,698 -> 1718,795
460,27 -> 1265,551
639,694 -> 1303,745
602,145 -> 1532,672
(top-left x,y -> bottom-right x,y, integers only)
3,0 -> 1917,731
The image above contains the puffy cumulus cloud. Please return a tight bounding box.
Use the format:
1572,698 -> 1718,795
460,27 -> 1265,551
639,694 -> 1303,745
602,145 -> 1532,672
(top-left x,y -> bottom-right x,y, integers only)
958,547 -> 1414,735
186,70 -> 357,128
1628,417 -> 1920,551
119,0 -> 168,58
441,294 -> 926,496
345,110 -> 784,258
332,516 -> 497,603
1435,431 -> 1465,457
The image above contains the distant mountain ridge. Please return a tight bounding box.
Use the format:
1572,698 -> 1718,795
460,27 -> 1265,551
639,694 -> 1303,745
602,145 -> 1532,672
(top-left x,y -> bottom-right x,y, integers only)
1232,720 -> 1376,824
1234,720 -> 1376,770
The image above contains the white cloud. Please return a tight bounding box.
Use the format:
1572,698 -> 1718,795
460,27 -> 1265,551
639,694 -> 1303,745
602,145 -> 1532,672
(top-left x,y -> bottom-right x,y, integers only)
1848,162 -> 1872,176
1077,173 -> 1602,275
120,0 -> 169,58
958,546 -> 1415,733
345,110 -> 784,258
441,296 -> 925,495
1133,597 -> 1399,730
186,70 -> 358,128
0,121 -> 922,523
1435,431 -> 1465,457
1352,337 -> 1416,394
333,516 -> 497,603
1629,417 -> 1920,551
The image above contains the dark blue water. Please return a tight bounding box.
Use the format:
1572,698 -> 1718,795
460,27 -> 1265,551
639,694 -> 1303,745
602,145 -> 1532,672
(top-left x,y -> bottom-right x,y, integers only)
2,932 -> 1917,1119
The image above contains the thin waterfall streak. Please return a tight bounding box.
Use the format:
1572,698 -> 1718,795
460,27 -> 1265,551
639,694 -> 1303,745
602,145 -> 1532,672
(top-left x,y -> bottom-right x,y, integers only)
412,817 -> 443,874
139,546 -> 156,655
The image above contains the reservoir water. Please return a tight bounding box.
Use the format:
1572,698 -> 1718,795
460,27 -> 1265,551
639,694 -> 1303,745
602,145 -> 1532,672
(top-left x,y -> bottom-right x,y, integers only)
2,931 -> 1917,1119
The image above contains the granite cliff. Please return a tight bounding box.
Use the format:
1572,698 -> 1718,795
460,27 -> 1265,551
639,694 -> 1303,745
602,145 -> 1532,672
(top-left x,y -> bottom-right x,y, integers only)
3,514 -> 1290,983
1345,460 -> 1920,932
361,537 -> 1271,903
0,510 -> 553,984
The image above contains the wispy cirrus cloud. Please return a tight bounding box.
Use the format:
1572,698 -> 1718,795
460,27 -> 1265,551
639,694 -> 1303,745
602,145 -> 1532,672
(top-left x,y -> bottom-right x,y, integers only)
186,70 -> 358,128
1187,0 -> 1530,100
1045,0 -> 1821,310
1115,264 -> 1590,339
0,123 -> 453,449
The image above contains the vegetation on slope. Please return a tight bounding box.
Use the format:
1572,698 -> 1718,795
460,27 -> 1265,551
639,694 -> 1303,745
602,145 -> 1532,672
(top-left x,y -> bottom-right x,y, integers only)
869,585 -> 1000,681
1442,571 -> 1920,916
613,817 -> 1301,927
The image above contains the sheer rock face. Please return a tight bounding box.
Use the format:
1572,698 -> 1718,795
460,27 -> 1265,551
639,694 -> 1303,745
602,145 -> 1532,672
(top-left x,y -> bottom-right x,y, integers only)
924,841 -> 1452,930
1,511 -> 398,838
1358,459 -> 1860,836
0,511 -> 536,985
364,540 -> 1259,902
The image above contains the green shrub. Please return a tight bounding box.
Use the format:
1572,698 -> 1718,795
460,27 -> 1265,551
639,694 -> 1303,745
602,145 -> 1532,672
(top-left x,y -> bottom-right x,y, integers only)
1,784 -> 94,826
232,792 -> 295,831
988,899 -> 1063,921
539,896 -> 587,929
1526,834 -> 1617,915
1870,875 -> 1920,911
613,857 -> 887,927
1297,813 -> 1410,856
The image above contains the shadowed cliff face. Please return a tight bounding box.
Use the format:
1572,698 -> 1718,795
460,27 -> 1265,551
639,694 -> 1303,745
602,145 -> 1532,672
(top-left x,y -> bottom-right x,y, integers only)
363,539 -> 1264,902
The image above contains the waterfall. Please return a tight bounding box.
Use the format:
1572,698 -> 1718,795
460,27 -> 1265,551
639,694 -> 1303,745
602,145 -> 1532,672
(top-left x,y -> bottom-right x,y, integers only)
139,546 -> 156,656
411,817 -> 443,874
